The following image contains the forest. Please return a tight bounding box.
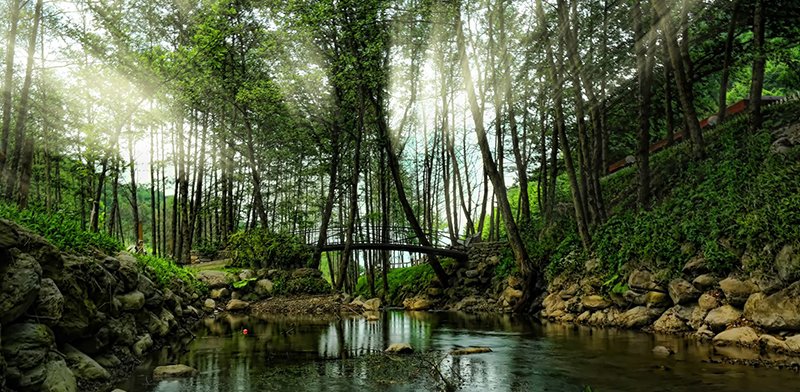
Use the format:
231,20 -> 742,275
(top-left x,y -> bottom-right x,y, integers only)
1,0 -> 799,296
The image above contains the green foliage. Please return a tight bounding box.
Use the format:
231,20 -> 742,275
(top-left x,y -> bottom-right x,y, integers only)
355,259 -> 455,304
136,254 -> 208,295
194,240 -> 223,258
0,201 -> 122,255
227,229 -> 313,269
270,271 -> 331,295
233,278 -> 257,289
494,256 -> 518,280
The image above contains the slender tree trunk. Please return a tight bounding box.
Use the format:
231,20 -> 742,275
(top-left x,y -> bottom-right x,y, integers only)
634,0 -> 654,209
128,135 -> 141,249
0,0 -> 21,181
17,137 -> 33,207
749,0 -> 766,131
718,1 -> 740,123
336,114 -> 363,292
663,40 -> 675,145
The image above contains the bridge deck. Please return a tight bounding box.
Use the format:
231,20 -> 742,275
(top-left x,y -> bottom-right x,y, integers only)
318,242 -> 467,261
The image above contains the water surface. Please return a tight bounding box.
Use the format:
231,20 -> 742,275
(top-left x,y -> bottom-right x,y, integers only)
118,311 -> 799,391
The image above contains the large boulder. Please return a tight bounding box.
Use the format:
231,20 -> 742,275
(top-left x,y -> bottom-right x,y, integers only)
116,291 -> 145,312
776,244 -> 800,283
385,343 -> 413,354
668,278 -> 700,305
196,271 -> 232,289
698,293 -> 720,311
744,281 -> 800,331
363,298 -> 382,311
136,310 -> 169,338
404,297 -> 433,311
210,288 -> 230,299
34,278 -> 64,322
132,334 -> 153,357
51,258 -> 97,340
115,253 -> 140,292
0,252 -> 42,324
138,275 -> 164,308
692,274 -> 718,291
502,287 -> 524,305
0,219 -> 21,249
582,295 -> 611,311
226,299 -> 250,312
652,308 -> 689,332
645,291 -> 671,308
628,270 -> 661,291
719,277 -> 758,306
617,306 -> 661,328
1,323 -> 55,373
255,279 -> 274,297
704,305 -> 742,331
63,344 -> 110,382
41,354 -> 77,392
108,313 -> 137,346
712,326 -> 759,347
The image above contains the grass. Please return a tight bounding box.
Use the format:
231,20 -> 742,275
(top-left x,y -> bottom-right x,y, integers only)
137,254 -> 208,295
354,258 -> 455,304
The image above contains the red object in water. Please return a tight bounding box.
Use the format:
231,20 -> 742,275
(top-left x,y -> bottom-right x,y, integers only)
243,328 -> 248,335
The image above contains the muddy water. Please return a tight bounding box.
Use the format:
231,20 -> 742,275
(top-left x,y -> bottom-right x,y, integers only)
118,311 -> 799,391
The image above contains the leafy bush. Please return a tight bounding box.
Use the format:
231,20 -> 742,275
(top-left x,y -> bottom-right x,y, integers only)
268,271 -> 331,295
0,201 -> 122,255
136,254 -> 208,295
194,240 -> 223,258
227,229 -> 313,269
354,258 -> 455,304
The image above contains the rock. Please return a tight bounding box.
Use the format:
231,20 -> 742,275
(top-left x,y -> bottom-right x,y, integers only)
696,324 -> 715,340
11,363 -> 47,390
255,279 -> 274,296
0,252 -> 42,324
364,312 -> 380,321
62,344 -> 110,382
137,275 -> 164,308
623,289 -> 646,306
698,293 -> 720,311
132,334 -> 153,357
153,364 -> 198,379
0,219 -> 20,248
581,295 -> 611,311
751,273 -> 784,295
776,244 -> 800,283
231,291 -> 242,300
71,326 -> 112,355
653,309 -> 689,332
464,269 -> 479,279
507,276 -> 523,289
577,311 -> 591,323
108,314 -> 137,346
712,326 -> 759,347
115,253 -> 140,292
196,271 -> 232,289
41,355 -> 77,392
185,305 -> 201,317
350,296 -> 366,307
645,291 -> 672,308
426,287 -> 442,297
210,288 -> 230,299
226,299 -> 250,311
704,305 -> 742,331
759,334 -> 789,352
136,311 -> 169,338
116,291 -> 145,311
688,306 -> 709,330
719,277 -> 758,306
1,323 -> 54,371
502,287 -> 523,305
744,281 -> 800,331
292,268 -> 322,279
668,279 -> 701,305
238,270 -> 255,281
692,274 -> 718,291
559,284 -> 579,299
618,306 -> 660,328
682,255 -> 708,274
407,298 -> 433,311
385,343 -> 413,354
93,353 -> 121,369
363,298 -> 382,311
101,256 -> 120,272
34,278 -> 64,322
785,335 -> 800,353
652,346 -> 673,357
203,298 -> 216,310
450,347 -> 492,355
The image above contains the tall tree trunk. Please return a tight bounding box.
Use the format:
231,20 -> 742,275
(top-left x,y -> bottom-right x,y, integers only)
0,0 -> 21,181
16,137 -> 33,208
128,135 -> 141,250
336,114 -> 363,292
652,0 -> 705,159
634,0 -> 654,209
718,0 -> 740,123
456,8 -> 531,277
749,0 -> 766,131
5,0 -> 42,198
311,126 -> 340,269
663,40 -> 675,146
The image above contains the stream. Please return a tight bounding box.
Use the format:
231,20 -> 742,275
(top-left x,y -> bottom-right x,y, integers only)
117,311 -> 799,391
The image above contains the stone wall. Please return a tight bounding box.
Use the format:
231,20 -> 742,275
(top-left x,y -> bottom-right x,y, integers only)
0,219 -> 204,392
541,245 -> 800,363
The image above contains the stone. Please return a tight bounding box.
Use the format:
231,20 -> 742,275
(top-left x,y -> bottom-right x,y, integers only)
668,279 -> 701,305
385,343 -> 413,354
581,295 -> 611,311
136,310 -> 169,338
653,309 -> 689,332
464,269 -> 479,279
203,298 -> 216,310
239,270 -> 255,281
132,334 -> 153,357
688,306 -> 709,330
507,276 -> 523,289
408,298 -> 433,311
698,293 -> 720,311
427,287 -> 442,297
365,312 -> 380,321
696,324 -> 715,340
450,347 -> 492,355
153,364 -> 198,379
231,291 -> 242,300
101,256 -> 120,272
196,271 -> 232,289
712,326 -> 759,347
71,326 -> 112,355
618,306 -> 660,328
682,255 -> 708,274
292,268 -> 322,278
33,278 -> 64,323
645,291 -> 671,308
692,274 -> 718,291
363,298 -> 382,311
185,305 -> 201,318
577,311 -> 592,323
115,253 -> 140,292
1,323 -> 54,371
719,277 -> 758,306
623,289 -> 646,306
210,288 -> 230,299
137,276 -> 164,308
785,335 -> 800,353
759,334 -> 789,352
744,281 -> 800,331
0,252 -> 42,324
255,279 -> 274,296
115,291 -> 145,312
776,244 -> 800,283
704,305 -> 742,331
559,284 -> 579,299
108,314 -> 137,346
652,346 -> 673,357
502,287 -> 523,305
0,219 -> 21,248
226,299 -> 250,311
62,344 -> 110,382
41,356 -> 77,392
93,353 -> 121,369
12,362 -> 47,389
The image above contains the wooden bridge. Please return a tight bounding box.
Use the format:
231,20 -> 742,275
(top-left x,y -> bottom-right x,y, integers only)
292,226 -> 469,265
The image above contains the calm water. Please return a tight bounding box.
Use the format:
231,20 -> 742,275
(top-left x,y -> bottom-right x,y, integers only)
118,311 -> 799,392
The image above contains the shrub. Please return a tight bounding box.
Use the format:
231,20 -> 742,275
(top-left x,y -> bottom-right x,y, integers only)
354,258 -> 455,304
227,229 -> 313,269
136,254 -> 208,295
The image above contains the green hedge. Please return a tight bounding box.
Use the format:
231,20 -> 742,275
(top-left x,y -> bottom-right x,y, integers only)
227,229 -> 313,269
136,254 -> 208,295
